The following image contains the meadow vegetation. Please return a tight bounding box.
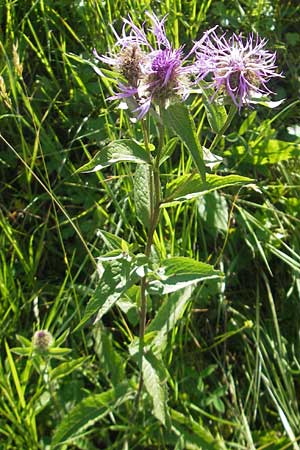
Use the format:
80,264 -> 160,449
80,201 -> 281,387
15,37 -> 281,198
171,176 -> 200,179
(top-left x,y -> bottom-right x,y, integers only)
0,0 -> 300,449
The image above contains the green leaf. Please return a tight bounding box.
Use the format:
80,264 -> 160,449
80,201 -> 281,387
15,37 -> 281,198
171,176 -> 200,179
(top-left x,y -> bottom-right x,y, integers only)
47,347 -> 72,356
163,173 -> 252,206
51,383 -> 133,447
5,341 -> 26,409
50,357 -> 88,381
148,257 -> 222,295
200,81 -> 228,133
239,111 -> 257,135
142,351 -> 169,425
134,163 -> 151,229
198,191 -> 229,234
227,139 -> 300,165
74,256 -> 144,331
146,285 -> 194,352
162,103 -> 206,182
266,243 -> 300,274
93,325 -> 125,385
171,408 -> 226,450
11,347 -> 32,356
77,139 -> 151,172
96,230 -> 131,251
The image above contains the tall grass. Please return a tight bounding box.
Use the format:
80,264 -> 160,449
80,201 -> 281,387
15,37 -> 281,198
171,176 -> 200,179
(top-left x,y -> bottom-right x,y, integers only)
0,0 -> 300,448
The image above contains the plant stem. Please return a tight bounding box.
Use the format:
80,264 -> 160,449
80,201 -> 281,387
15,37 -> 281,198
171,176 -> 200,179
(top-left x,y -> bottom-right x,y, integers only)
208,104 -> 237,154
135,115 -> 165,410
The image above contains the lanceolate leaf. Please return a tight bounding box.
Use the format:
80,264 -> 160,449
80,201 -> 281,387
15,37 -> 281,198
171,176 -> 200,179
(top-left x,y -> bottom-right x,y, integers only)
51,383 -> 133,447
142,351 -> 170,426
134,163 -> 152,229
162,173 -> 252,206
77,139 -> 151,172
162,103 -> 206,182
148,257 -> 222,295
199,81 -> 228,133
146,285 -> 194,352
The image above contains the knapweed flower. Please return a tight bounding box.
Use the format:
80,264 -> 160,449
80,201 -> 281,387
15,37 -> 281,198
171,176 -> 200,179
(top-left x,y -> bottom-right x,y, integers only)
32,330 -> 53,351
93,13 -> 195,118
195,28 -> 281,110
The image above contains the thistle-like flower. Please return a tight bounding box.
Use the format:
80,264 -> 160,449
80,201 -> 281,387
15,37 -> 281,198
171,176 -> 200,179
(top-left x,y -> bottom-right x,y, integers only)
32,330 -> 53,351
195,28 -> 281,109
93,13 -> 194,118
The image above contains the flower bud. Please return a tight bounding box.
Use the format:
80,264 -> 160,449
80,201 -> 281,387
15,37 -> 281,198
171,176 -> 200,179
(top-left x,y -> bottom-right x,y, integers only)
32,330 -> 53,351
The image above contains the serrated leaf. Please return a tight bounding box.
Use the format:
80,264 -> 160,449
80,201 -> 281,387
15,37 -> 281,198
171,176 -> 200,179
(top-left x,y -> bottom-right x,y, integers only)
200,81 -> 228,133
74,256 -> 144,331
163,173 -> 252,206
148,257 -> 222,295
162,103 -> 206,182
51,383 -> 133,447
146,285 -> 194,352
134,163 -> 151,229
142,351 -> 169,425
77,139 -> 151,173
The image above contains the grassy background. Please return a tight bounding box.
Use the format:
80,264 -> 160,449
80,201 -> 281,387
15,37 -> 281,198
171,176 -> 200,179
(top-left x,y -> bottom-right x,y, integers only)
0,0 -> 300,448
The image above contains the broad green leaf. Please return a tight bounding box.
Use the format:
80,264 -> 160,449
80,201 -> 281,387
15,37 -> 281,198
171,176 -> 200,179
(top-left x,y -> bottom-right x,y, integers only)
96,229 -> 131,252
74,256 -> 144,331
51,383 -> 133,447
171,408 -> 226,450
200,81 -> 228,133
198,191 -> 229,234
142,351 -> 169,425
134,163 -> 151,229
77,139 -> 151,172
163,173 -> 252,206
148,257 -> 222,295
146,285 -> 194,352
162,103 -> 206,181
227,139 -> 300,165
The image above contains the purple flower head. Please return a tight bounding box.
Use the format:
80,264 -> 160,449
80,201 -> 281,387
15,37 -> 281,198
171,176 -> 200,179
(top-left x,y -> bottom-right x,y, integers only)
195,28 -> 281,110
93,12 -> 195,119
32,329 -> 53,350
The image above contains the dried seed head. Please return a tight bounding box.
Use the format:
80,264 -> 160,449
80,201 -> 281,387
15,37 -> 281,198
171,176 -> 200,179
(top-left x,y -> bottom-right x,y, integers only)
13,41 -> 23,77
118,45 -> 145,87
0,76 -> 12,110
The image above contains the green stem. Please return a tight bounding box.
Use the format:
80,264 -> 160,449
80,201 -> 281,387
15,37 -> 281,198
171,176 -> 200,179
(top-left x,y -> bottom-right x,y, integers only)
135,114 -> 165,410
208,104 -> 237,154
